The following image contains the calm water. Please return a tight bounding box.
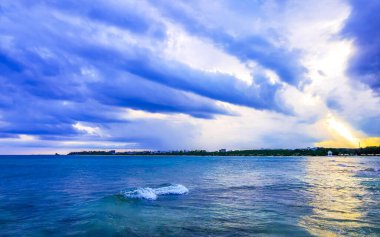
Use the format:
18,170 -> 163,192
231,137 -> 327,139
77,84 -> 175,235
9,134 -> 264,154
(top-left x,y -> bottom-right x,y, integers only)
0,156 -> 379,236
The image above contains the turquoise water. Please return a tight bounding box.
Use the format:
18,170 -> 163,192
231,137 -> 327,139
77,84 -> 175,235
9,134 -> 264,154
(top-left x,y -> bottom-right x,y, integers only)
0,156 -> 379,236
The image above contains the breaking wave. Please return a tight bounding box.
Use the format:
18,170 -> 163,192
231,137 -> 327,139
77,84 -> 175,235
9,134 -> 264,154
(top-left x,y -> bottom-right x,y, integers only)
120,184 -> 188,200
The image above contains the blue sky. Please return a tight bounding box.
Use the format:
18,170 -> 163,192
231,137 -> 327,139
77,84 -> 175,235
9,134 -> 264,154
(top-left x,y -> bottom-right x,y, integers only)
0,0 -> 379,154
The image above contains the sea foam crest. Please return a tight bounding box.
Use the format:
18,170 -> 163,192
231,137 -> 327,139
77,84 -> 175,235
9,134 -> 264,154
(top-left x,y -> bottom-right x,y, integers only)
121,184 -> 188,200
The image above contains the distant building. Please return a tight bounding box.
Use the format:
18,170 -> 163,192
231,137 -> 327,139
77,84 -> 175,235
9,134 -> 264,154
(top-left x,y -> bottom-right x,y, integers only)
327,150 -> 333,156
219,149 -> 226,153
109,150 -> 116,154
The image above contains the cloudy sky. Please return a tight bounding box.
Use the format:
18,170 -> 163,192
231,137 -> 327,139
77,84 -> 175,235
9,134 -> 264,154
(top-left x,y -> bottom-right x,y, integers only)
0,0 -> 379,154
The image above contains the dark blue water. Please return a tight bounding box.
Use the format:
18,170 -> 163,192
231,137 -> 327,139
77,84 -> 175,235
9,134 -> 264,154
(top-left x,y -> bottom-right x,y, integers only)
0,156 -> 379,236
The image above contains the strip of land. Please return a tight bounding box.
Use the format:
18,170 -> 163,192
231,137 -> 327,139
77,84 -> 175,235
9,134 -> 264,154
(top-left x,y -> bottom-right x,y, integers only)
67,146 -> 380,156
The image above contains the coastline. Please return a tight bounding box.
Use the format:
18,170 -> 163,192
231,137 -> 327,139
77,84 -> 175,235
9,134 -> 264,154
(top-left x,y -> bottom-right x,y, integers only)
66,146 -> 380,157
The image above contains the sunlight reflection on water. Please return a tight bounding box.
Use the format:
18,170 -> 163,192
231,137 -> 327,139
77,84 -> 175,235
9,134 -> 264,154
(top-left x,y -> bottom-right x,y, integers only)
299,157 -> 377,236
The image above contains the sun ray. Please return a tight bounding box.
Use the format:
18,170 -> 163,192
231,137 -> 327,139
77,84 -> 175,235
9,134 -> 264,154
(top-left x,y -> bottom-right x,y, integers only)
316,113 -> 380,148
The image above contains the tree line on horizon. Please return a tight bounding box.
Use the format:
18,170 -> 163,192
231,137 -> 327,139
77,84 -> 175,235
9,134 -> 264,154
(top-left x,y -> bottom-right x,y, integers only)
67,146 -> 380,156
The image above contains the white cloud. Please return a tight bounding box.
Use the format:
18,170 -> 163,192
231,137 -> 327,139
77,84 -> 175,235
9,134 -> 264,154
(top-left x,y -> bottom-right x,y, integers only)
163,24 -> 254,85
73,122 -> 102,136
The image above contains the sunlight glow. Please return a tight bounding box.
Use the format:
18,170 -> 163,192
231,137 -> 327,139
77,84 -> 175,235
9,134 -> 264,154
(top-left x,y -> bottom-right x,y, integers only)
316,114 -> 380,148
326,114 -> 359,145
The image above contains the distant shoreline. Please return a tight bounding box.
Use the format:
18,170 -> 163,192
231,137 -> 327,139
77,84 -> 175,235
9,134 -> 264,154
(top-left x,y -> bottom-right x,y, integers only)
66,146 -> 380,157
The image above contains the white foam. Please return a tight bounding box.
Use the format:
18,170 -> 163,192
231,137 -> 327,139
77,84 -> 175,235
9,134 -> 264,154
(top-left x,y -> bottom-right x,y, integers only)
154,184 -> 189,195
121,187 -> 158,200
121,184 -> 188,200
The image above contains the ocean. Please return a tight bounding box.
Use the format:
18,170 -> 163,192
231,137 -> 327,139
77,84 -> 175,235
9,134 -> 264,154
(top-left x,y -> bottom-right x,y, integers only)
0,155 -> 379,236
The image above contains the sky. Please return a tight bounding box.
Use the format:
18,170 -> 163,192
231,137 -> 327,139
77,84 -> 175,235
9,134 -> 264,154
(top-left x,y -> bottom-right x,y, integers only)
0,0 -> 379,154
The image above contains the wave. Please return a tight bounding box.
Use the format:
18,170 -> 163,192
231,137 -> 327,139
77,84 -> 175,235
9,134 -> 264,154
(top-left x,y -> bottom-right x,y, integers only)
120,184 -> 188,200
336,163 -> 357,168
361,168 -> 377,172
356,167 -> 380,177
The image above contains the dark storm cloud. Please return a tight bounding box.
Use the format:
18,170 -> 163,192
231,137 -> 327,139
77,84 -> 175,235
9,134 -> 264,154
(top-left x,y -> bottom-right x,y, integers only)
0,0 -> 297,147
342,0 -> 380,91
150,0 -> 306,86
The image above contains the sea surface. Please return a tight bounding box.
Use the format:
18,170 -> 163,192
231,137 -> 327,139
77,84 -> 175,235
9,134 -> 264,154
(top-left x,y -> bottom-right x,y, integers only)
0,155 -> 379,237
